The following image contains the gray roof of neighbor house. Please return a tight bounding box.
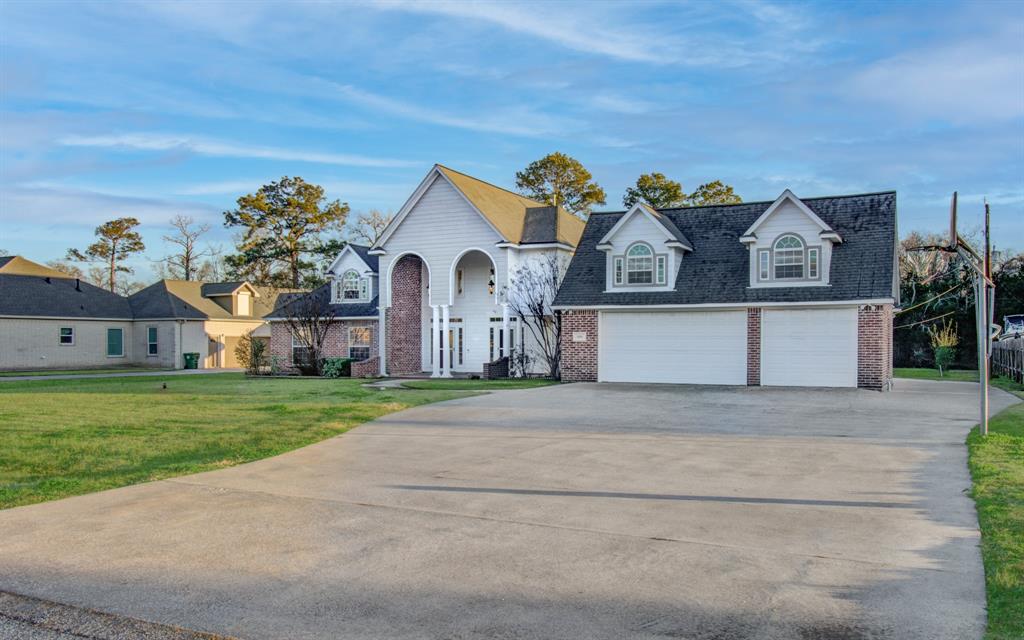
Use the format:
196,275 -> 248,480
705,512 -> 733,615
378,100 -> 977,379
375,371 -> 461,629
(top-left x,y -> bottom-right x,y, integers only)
0,274 -> 134,319
264,283 -> 378,319
554,191 -> 898,307
129,280 -> 300,320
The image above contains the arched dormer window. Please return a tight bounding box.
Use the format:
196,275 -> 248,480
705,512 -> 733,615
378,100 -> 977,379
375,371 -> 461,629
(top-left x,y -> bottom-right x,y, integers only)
341,270 -> 362,300
626,243 -> 654,284
773,235 -> 804,279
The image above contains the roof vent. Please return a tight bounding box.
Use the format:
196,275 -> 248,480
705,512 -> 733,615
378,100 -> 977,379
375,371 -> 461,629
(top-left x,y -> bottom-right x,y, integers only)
44,276 -> 51,284
75,278 -> 81,291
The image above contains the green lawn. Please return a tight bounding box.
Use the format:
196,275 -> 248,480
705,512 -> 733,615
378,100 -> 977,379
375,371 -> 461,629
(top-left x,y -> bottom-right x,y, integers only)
400,378 -> 559,390
0,374 -> 471,510
894,367 -> 979,382
965,376 -> 1024,640
0,367 -> 173,377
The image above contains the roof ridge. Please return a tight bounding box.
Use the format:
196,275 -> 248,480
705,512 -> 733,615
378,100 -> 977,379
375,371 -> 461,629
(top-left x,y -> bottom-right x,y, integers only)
436,164 -> 546,207
590,190 -> 897,216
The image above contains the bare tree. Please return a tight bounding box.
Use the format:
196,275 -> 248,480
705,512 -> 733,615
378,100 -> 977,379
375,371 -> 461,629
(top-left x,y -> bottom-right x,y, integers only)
283,290 -> 337,376
161,215 -> 213,280
506,253 -> 569,379
348,209 -> 393,246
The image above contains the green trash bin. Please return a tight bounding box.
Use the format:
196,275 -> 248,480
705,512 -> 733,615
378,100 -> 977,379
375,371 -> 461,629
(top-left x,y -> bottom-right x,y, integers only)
183,352 -> 200,369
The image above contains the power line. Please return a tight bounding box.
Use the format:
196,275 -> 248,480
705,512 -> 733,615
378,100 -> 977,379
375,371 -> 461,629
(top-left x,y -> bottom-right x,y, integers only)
896,282 -> 965,315
894,310 -> 955,330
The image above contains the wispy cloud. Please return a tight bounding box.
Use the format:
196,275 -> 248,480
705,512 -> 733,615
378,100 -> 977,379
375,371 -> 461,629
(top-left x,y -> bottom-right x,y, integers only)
58,134 -> 416,168
1,184 -> 221,226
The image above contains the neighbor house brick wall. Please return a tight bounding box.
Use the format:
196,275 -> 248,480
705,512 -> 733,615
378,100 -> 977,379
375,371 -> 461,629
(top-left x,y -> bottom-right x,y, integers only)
386,255 -> 423,375
269,319 -> 379,374
747,308 -> 761,386
858,304 -> 894,390
560,309 -> 598,382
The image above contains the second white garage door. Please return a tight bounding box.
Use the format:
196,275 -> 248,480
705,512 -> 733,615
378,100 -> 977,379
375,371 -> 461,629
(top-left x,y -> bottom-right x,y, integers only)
599,311 -> 747,385
761,307 -> 858,387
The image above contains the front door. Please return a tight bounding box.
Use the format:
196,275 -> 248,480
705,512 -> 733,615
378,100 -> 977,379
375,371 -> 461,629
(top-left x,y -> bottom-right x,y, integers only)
430,317 -> 464,372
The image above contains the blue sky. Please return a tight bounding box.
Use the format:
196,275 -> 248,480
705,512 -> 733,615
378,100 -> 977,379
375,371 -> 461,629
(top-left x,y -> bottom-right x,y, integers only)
1,0 -> 1022,281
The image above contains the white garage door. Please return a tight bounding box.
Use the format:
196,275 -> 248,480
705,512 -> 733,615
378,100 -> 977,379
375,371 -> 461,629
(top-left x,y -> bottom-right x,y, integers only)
599,311 -> 747,385
761,308 -> 857,387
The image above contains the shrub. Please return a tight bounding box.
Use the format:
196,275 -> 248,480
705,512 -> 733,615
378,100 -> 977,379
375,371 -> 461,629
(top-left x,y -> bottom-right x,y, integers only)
235,331 -> 268,375
321,357 -> 353,378
929,320 -> 959,376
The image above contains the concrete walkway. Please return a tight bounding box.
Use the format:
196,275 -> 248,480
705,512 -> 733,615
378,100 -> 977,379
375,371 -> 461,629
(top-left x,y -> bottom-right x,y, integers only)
0,380 -> 1017,639
0,369 -> 243,382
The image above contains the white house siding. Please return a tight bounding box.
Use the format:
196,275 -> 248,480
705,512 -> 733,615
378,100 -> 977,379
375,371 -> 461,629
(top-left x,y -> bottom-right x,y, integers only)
748,200 -> 833,286
602,212 -> 680,290
379,175 -> 505,308
0,318 -> 135,370
449,251 -> 501,371
330,250 -> 377,303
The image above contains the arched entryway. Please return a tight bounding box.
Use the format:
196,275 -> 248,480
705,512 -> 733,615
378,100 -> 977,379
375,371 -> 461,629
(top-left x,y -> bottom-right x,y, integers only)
446,249 -> 501,373
386,253 -> 427,375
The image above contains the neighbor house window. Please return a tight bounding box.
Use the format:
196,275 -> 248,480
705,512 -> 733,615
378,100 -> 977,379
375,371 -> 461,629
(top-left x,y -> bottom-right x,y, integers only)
147,326 -> 158,356
626,243 -> 654,284
106,328 -> 124,357
613,257 -> 624,285
291,331 -> 312,367
342,270 -> 361,300
758,250 -> 770,280
349,326 -> 373,361
773,235 -> 805,279
59,327 -> 74,346
808,248 -> 819,279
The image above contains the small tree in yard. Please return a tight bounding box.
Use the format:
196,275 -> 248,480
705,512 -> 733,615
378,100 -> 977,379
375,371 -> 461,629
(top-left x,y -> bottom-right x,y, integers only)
234,330 -> 267,375
506,253 -> 569,379
283,292 -> 336,376
929,320 -> 959,377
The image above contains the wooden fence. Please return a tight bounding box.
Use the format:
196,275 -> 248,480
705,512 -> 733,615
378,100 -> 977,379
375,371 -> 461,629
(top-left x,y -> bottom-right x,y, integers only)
993,336 -> 1024,384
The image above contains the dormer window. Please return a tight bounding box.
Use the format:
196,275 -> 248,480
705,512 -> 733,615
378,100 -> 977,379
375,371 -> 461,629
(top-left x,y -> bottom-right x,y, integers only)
337,269 -> 369,302
773,235 -> 804,279
627,243 -> 654,284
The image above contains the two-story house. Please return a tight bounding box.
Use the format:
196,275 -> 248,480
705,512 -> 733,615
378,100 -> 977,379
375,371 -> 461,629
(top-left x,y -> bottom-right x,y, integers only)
268,164 -> 585,377
553,190 -> 899,389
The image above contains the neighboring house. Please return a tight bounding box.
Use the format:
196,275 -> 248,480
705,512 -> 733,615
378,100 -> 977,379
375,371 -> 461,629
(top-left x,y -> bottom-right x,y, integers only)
0,256 -> 295,371
128,280 -> 297,369
269,164 -> 585,376
553,190 -> 899,389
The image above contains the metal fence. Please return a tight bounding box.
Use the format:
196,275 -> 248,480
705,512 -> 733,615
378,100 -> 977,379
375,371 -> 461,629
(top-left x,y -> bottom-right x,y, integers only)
992,336 -> 1024,384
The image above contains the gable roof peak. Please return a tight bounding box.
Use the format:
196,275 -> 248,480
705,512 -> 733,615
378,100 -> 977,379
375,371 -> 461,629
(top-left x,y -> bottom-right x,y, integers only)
742,189 -> 838,240
599,202 -> 693,251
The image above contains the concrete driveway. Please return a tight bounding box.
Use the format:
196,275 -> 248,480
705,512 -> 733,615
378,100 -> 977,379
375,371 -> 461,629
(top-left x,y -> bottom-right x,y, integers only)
0,380 -> 1018,640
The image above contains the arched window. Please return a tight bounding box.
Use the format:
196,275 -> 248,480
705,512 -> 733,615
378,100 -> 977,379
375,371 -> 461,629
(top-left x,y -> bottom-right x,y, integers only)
626,243 -> 654,284
773,235 -> 804,279
342,270 -> 361,299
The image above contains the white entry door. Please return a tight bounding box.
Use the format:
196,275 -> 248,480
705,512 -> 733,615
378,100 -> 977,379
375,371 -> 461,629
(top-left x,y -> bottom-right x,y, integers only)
761,307 -> 858,387
598,311 -> 747,385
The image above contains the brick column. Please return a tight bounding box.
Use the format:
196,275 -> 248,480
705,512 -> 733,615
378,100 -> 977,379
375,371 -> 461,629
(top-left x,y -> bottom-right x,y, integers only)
746,308 -> 761,386
858,304 -> 894,390
386,255 -> 423,375
560,309 -> 598,382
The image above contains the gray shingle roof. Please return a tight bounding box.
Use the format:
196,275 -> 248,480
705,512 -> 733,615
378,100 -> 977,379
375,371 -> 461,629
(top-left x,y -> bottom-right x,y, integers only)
0,274 -> 134,319
264,283 -> 378,319
348,244 -> 379,272
554,192 -> 897,307
200,281 -> 247,297
0,257 -> 13,268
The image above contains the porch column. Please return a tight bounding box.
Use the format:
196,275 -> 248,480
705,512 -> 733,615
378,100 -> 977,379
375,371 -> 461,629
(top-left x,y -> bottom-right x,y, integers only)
430,305 -> 441,378
441,304 -> 452,378
501,303 -> 511,358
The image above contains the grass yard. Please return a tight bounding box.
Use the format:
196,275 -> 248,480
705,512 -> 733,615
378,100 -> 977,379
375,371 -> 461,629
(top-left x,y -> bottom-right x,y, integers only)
965,377 -> 1024,640
401,378 -> 559,391
0,374 -> 471,510
0,367 -> 173,377
894,367 -> 979,382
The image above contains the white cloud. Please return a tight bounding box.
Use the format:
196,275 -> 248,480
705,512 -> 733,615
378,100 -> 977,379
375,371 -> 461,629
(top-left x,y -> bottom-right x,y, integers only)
58,133 -> 417,168
0,184 -> 221,226
847,36 -> 1024,123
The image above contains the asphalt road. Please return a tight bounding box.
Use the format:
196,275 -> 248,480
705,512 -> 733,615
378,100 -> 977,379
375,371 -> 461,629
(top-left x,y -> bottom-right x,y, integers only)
0,379 -> 1017,639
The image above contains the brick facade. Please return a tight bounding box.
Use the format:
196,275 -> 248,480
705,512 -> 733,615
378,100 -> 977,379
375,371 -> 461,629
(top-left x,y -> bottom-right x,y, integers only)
351,356 -> 380,378
746,308 -> 761,386
269,319 -> 379,374
857,304 -> 894,390
559,309 -> 599,382
386,255 -> 423,375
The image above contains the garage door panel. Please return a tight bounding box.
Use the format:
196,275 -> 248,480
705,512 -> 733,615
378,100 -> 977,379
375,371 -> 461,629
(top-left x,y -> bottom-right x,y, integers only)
599,311 -> 746,385
761,308 -> 857,387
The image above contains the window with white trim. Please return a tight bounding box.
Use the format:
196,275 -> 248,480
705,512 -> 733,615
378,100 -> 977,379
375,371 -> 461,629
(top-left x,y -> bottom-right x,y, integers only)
808,248 -> 819,279
773,235 -> 805,279
348,326 -> 373,361
626,243 -> 654,284
59,327 -> 74,346
341,270 -> 361,300
655,255 -> 667,285
758,250 -> 770,280
613,257 -> 624,285
291,330 -> 312,367
147,326 -> 158,356
106,328 -> 124,357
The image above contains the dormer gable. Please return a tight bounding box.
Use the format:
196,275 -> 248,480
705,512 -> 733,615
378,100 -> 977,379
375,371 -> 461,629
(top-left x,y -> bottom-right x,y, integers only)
597,204 -> 692,292
598,203 -> 693,252
326,244 -> 377,304
742,190 -> 841,288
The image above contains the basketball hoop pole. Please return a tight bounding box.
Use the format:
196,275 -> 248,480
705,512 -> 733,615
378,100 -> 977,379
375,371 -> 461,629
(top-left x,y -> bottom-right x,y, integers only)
949,192 -> 996,436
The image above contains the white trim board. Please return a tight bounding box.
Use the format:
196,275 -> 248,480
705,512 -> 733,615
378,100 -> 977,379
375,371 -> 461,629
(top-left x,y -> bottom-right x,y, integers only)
554,298 -> 894,311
